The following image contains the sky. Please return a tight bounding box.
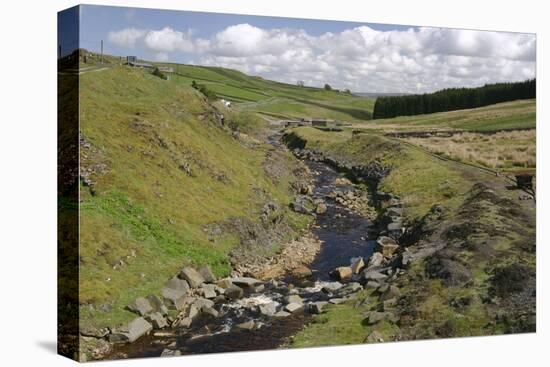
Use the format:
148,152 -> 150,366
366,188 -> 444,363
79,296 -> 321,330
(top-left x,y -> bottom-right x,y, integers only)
61,5 -> 536,93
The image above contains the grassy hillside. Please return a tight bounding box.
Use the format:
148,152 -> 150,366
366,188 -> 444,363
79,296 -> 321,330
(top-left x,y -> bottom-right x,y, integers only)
78,66 -> 310,328
362,99 -> 535,132
155,63 -> 375,122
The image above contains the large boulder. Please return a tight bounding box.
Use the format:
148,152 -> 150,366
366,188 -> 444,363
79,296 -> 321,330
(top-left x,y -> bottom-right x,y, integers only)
193,298 -> 215,310
308,301 -> 328,314
162,288 -> 189,310
198,265 -> 217,283
376,236 -> 400,258
126,317 -> 153,343
322,282 -> 343,294
127,297 -> 153,316
179,267 -> 205,288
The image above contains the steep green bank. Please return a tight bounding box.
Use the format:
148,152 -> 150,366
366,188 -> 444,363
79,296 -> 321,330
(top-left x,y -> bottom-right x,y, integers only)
286,127 -> 535,347
78,66 -> 310,329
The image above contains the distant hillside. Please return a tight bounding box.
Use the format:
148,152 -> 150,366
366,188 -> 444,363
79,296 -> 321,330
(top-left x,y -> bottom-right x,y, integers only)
154,62 -> 375,122
354,92 -> 411,98
373,79 -> 536,119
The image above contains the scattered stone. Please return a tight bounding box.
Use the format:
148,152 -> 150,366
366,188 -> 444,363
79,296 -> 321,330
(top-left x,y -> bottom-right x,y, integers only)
308,301 -> 328,314
376,236 -> 400,258
146,312 -> 168,330
198,265 -> 217,283
291,265 -> 313,278
315,202 -> 327,214
337,282 -> 362,296
146,294 -> 168,316
366,311 -> 386,325
273,310 -> 291,317
126,317 -> 153,343
351,257 -> 365,274
322,282 -> 343,293
254,284 -> 266,292
228,277 -> 263,287
235,320 -> 255,330
259,302 -> 278,316
179,267 -> 205,288
379,285 -> 401,301
285,302 -> 304,313
387,222 -> 404,239
365,281 -> 380,290
383,298 -> 397,310
331,266 -> 353,281
224,284 -> 244,300
162,288 -> 189,310
193,298 -> 215,310
161,349 -> 182,357
127,297 -> 154,316
201,284 -> 217,299
286,294 -> 303,304
328,298 -> 346,305
368,252 -> 385,268
213,295 -> 227,304
203,307 -> 220,318
362,270 -> 387,282
165,277 -> 190,293
80,327 -> 110,338
176,317 -> 193,328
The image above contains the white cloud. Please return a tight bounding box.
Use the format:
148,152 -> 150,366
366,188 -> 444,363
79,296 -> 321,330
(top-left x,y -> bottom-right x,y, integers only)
144,27 -> 195,53
106,23 -> 536,93
107,28 -> 145,48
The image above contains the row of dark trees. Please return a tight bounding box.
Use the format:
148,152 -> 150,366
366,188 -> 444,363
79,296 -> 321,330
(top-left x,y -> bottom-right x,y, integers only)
372,79 -> 536,119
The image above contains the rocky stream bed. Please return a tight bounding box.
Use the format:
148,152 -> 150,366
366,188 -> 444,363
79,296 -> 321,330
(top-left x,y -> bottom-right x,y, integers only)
83,132 -> 407,361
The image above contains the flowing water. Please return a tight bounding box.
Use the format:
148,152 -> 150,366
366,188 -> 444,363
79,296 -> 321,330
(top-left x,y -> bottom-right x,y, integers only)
108,134 -> 376,359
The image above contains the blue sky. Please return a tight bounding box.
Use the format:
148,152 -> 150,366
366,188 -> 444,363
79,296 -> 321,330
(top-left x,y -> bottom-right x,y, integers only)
58,4 -> 536,93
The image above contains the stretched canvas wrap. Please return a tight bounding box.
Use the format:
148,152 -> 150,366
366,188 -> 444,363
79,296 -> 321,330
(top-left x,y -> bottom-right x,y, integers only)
58,4 -> 536,362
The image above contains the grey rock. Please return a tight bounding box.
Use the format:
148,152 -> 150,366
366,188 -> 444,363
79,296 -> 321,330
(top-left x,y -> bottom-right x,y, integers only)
198,265 -> 217,283
127,297 -> 154,316
176,317 -> 193,328
259,302 -> 278,316
365,280 -> 380,290
365,330 -> 384,343
235,320 -> 255,330
285,302 -> 304,313
146,312 -> 168,330
179,267 -> 205,288
273,310 -> 291,317
366,311 -> 386,325
368,252 -> 385,268
201,284 -> 217,299
322,282 -> 343,294
227,277 -> 263,287
308,301 -> 328,314
315,202 -> 327,214
224,284 -> 244,300
362,270 -> 388,282
203,307 -> 220,318
376,236 -> 400,258
193,298 -> 215,310
387,222 -> 404,239
164,277 -> 190,293
146,294 -> 168,316
285,294 -> 303,304
126,317 -> 153,342
162,288 -> 189,310
379,285 -> 401,301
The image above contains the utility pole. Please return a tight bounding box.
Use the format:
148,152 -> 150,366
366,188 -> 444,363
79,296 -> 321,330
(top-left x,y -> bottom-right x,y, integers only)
58,44 -> 62,59
100,40 -> 104,63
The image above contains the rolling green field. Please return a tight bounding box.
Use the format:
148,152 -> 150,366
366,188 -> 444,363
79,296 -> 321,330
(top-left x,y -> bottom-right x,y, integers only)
155,62 -> 375,122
